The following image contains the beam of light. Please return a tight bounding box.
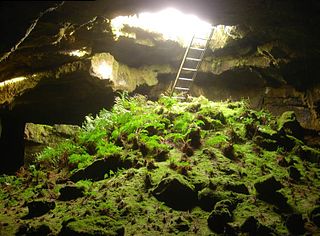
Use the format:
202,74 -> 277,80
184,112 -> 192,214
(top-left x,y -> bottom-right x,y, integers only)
110,8 -> 212,47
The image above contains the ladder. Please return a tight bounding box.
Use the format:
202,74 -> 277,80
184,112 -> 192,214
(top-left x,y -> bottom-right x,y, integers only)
170,27 -> 214,99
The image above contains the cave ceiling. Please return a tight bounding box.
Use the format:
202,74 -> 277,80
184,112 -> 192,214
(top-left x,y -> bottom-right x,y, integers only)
0,0 -> 319,127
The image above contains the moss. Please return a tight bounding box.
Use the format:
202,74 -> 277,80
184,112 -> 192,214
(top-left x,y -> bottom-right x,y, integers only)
1,94 -> 320,235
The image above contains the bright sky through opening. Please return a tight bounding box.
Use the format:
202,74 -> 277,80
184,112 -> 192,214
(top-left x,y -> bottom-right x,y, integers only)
111,8 -> 212,46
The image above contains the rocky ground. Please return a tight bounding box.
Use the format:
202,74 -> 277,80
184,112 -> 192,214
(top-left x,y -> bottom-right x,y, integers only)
0,94 -> 320,235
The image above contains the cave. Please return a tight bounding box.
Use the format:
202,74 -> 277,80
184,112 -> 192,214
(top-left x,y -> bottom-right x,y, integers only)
0,1 -> 320,235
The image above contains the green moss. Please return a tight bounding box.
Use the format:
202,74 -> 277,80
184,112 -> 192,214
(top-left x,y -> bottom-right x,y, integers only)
1,94 -> 320,236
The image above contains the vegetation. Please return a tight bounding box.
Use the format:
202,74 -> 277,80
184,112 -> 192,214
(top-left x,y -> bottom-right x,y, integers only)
0,93 -> 320,235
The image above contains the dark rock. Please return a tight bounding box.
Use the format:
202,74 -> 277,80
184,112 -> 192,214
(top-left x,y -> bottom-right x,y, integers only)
311,206 -> 320,227
224,183 -> 249,195
181,143 -> 194,157
241,216 -> 274,236
207,208 -> 232,233
254,175 -> 290,210
198,188 -> 226,212
70,154 -> 131,182
224,223 -> 238,236
277,111 -> 304,140
187,128 -> 201,149
59,216 -> 124,236
241,216 -> 259,234
285,213 -> 306,235
258,191 -> 289,211
295,145 -> 320,163
288,166 -> 302,181
222,143 -> 236,159
254,175 -> 283,195
16,224 -> 51,236
152,175 -> 197,211
58,185 -> 85,201
23,200 -> 55,219
254,136 -> 278,151
256,224 -> 275,236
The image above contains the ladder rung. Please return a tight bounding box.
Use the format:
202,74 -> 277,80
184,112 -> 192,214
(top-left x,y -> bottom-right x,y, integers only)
190,47 -> 205,51
175,87 -> 190,91
182,67 -> 197,72
179,77 -> 193,81
194,37 -> 209,41
172,96 -> 186,100
186,57 -> 201,62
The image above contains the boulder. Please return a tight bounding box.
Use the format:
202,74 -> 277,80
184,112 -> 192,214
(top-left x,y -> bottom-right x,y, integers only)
152,175 -> 197,211
254,175 -> 290,210
240,216 -> 274,235
311,206 -> 320,227
285,213 -> 305,235
277,111 -> 304,140
198,187 -> 226,211
70,154 -> 131,182
288,166 -> 302,181
254,175 -> 283,195
224,183 -> 249,195
16,223 -> 51,236
58,185 -> 85,201
23,200 -> 55,219
207,208 -> 232,233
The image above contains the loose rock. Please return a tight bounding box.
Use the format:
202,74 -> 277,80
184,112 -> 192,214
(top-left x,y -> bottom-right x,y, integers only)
153,175 -> 197,211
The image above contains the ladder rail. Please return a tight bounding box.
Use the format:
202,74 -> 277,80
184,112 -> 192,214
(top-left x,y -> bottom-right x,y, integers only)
170,27 -> 214,97
190,28 -> 214,82
170,35 -> 195,96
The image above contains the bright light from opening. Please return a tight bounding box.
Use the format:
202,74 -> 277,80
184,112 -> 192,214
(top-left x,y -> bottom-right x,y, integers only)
96,62 -> 113,79
111,8 -> 212,46
90,53 -> 115,80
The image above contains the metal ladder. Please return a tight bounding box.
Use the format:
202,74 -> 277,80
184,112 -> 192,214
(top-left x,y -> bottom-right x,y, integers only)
170,27 -> 214,99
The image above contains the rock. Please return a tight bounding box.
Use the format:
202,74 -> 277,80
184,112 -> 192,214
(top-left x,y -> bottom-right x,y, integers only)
277,111 -> 304,140
222,143 -> 236,159
187,128 -> 201,149
241,216 -> 274,236
16,224 -> 51,236
224,183 -> 249,195
311,206 -> 320,227
296,145 -> 320,163
254,175 -> 283,195
23,200 -> 55,219
207,208 -> 232,233
70,154 -> 131,182
59,216 -> 125,236
254,136 -> 278,151
152,175 -> 197,211
285,213 -> 306,235
58,185 -> 85,201
198,188 -> 226,211
241,216 -> 259,234
254,175 -> 290,210
288,166 -> 302,181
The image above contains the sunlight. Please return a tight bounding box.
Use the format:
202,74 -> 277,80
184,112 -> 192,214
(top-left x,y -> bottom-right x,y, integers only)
111,8 -> 212,47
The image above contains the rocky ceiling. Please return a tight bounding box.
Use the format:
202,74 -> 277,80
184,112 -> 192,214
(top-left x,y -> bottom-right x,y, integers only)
0,0 -> 319,128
